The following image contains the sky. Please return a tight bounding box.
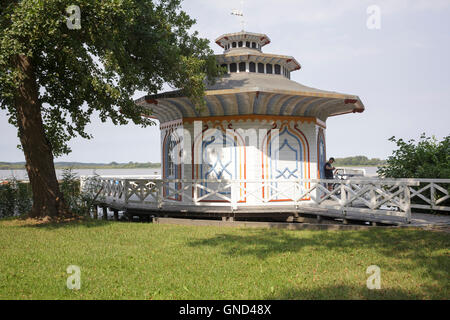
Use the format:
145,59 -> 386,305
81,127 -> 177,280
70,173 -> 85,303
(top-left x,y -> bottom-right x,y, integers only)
1,0 -> 449,163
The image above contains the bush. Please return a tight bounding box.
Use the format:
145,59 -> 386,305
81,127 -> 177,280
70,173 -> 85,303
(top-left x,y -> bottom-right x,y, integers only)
377,134 -> 450,213
0,178 -> 32,218
377,134 -> 450,179
60,169 -> 103,217
0,169 -> 103,219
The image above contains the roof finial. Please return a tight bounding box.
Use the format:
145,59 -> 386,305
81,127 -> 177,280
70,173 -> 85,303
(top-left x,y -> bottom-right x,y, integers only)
231,0 -> 246,31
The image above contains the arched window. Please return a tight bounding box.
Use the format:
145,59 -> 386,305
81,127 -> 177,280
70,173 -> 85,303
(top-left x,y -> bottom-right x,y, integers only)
229,63 -> 237,73
246,41 -> 250,47
238,41 -> 243,47
249,62 -> 256,72
274,64 -> 281,75
232,42 -> 237,48
239,62 -> 246,72
257,63 -> 264,73
252,42 -> 257,48
266,64 -> 273,74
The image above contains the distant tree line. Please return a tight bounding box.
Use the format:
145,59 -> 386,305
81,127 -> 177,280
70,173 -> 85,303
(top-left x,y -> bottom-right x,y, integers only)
333,156 -> 386,167
0,162 -> 161,170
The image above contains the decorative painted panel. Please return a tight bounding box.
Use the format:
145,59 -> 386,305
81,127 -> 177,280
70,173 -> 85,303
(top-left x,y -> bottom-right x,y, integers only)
193,124 -> 246,202
163,128 -> 182,201
261,122 -> 310,201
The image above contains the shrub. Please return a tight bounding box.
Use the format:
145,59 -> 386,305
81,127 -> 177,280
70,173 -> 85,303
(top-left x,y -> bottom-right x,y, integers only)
60,169 -> 103,217
0,169 -> 103,219
377,134 -> 450,179
0,178 -> 32,218
378,134 -> 450,213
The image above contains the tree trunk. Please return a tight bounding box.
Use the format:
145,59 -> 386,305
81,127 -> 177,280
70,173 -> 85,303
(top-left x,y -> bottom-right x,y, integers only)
13,55 -> 70,218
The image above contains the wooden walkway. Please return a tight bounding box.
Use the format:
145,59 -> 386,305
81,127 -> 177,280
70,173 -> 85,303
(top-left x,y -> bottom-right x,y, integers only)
82,176 -> 450,226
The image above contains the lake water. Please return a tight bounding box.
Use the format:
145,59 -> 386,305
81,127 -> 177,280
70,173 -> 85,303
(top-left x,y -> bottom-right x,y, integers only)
0,168 -> 162,180
0,166 -> 379,180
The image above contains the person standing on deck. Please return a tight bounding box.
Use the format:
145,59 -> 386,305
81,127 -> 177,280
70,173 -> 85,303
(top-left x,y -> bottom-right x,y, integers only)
324,157 -> 336,191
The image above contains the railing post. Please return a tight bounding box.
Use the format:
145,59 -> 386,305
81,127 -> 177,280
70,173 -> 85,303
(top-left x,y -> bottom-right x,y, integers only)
124,180 -> 129,204
157,180 -> 163,209
340,181 -> 347,207
231,180 -> 238,211
193,180 -> 198,205
369,183 -> 376,210
404,183 -> 411,223
430,182 -> 435,210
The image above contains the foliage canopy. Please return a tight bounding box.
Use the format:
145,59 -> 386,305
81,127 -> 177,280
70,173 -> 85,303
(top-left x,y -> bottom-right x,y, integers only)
377,134 -> 450,179
0,0 -> 220,156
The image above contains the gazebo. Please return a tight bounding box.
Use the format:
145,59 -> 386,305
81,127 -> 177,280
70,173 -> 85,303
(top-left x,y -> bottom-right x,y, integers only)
134,31 -> 365,209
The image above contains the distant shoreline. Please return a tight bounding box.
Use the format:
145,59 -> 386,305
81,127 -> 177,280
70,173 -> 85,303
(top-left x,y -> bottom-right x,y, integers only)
0,162 -> 161,170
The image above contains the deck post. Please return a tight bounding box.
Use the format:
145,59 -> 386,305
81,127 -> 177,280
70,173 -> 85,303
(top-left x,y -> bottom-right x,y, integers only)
124,180 -> 129,205
157,180 -> 163,209
193,180 -> 198,204
102,207 -> 108,220
340,181 -> 347,206
113,209 -> 119,221
430,182 -> 436,211
231,181 -> 238,211
404,183 -> 412,223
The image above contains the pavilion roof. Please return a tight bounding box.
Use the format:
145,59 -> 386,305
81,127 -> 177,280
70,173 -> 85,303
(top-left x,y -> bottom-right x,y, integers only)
135,73 -> 364,124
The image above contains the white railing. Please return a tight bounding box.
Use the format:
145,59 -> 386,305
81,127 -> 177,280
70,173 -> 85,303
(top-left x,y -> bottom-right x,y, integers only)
409,179 -> 450,212
81,176 -> 423,223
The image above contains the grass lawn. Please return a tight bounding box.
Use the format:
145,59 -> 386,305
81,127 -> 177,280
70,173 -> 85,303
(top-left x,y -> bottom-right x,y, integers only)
0,218 -> 448,300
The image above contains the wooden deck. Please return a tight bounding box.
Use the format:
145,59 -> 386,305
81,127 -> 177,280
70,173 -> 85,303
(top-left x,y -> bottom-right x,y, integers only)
80,177 -> 450,226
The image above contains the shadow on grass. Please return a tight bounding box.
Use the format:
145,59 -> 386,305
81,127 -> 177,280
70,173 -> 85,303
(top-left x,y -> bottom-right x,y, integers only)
264,285 -> 428,300
188,228 -> 450,298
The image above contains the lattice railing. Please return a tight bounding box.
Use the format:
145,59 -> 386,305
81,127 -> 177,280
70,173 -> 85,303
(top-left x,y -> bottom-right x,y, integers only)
409,179 -> 450,212
81,176 -> 429,222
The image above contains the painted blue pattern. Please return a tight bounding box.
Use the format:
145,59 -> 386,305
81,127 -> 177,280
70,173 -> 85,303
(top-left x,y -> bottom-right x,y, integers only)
266,94 -> 283,115
291,96 -> 316,115
165,99 -> 190,118
274,139 -> 299,179
278,96 -> 303,115
205,98 -> 216,116
200,131 -> 237,197
163,131 -> 181,199
236,93 -> 247,115
267,126 -> 304,200
215,95 -> 232,115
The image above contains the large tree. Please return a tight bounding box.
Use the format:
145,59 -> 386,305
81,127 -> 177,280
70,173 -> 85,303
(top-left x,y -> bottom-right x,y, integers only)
0,0 -> 219,218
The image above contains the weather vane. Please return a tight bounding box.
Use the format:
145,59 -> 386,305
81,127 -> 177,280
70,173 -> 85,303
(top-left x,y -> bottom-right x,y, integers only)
231,0 -> 246,31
